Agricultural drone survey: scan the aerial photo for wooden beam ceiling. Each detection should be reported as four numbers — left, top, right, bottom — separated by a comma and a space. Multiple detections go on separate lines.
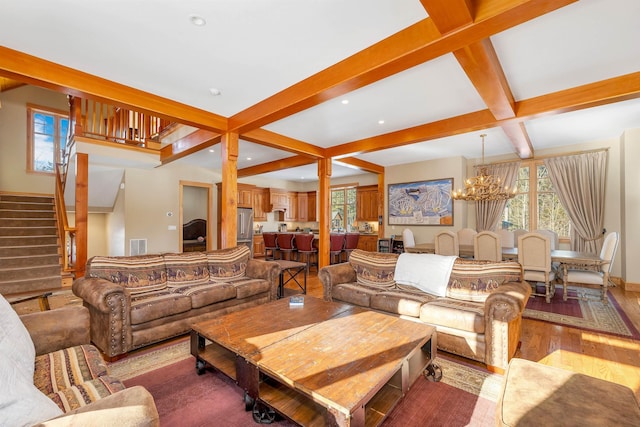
228, 0, 577, 137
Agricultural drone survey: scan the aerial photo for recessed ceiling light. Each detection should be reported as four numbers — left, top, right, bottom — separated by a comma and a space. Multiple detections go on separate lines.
208, 149, 214, 153
300, 176, 305, 180
341, 99, 349, 105
246, 157, 252, 161
190, 15, 206, 26
209, 88, 221, 96
378, 120, 385, 124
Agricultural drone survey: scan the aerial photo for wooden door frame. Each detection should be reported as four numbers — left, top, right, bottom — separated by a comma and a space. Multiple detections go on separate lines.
179, 180, 213, 252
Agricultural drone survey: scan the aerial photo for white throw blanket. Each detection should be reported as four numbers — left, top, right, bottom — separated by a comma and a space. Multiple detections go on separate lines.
394, 253, 457, 296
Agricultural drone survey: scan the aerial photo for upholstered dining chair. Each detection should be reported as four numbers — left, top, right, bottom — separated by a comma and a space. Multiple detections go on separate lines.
276, 233, 297, 261
562, 231, 619, 304
473, 231, 502, 261
402, 228, 416, 250
434, 231, 459, 256
342, 232, 360, 261
497, 228, 515, 248
512, 229, 527, 248
329, 233, 346, 264
534, 229, 559, 250
262, 232, 279, 260
518, 232, 556, 303
294, 233, 317, 273
457, 228, 477, 246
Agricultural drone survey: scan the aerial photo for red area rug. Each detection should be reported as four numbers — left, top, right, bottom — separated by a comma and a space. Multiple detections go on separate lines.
119, 339, 499, 427
524, 284, 640, 339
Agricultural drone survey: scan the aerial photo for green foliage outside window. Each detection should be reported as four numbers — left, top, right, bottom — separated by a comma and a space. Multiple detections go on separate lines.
331, 187, 356, 231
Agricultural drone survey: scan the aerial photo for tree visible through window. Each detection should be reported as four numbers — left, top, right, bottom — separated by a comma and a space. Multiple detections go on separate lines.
331, 187, 356, 231
501, 161, 570, 239
28, 105, 69, 173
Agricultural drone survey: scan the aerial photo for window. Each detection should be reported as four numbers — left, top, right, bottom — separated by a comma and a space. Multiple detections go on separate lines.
331, 187, 356, 231
501, 160, 570, 239
27, 105, 69, 173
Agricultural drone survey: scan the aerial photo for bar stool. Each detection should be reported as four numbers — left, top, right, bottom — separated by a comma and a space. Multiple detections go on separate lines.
329, 233, 346, 264
263, 232, 279, 260
342, 232, 360, 261
294, 233, 317, 274
276, 233, 297, 261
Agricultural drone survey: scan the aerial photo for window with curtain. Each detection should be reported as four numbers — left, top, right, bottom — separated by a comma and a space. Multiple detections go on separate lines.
27, 105, 69, 174
331, 187, 356, 231
501, 160, 570, 238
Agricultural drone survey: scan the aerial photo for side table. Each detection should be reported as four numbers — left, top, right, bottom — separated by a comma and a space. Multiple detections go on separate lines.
273, 260, 306, 298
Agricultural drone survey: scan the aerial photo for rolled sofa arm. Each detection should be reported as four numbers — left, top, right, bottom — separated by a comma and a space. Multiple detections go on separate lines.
35, 386, 160, 427
484, 280, 532, 372
246, 259, 281, 301
20, 306, 90, 356
318, 263, 357, 301
72, 277, 132, 359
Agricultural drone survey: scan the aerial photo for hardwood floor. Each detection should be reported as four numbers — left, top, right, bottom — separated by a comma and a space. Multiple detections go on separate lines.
286, 271, 640, 400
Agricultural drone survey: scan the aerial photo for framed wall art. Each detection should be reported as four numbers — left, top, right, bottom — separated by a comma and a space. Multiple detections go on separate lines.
388, 178, 454, 226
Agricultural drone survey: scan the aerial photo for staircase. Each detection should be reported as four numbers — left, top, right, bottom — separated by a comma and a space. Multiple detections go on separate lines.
0, 194, 64, 296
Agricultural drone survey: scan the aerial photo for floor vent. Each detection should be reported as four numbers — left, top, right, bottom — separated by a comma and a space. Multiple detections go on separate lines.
130, 239, 147, 256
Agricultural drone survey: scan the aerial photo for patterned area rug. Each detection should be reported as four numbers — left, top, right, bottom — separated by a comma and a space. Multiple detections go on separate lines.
524, 284, 640, 339
117, 338, 501, 426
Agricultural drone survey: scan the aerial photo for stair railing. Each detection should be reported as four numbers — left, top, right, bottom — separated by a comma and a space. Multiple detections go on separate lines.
55, 163, 76, 272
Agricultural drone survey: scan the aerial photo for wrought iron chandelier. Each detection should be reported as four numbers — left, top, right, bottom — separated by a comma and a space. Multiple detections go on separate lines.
451, 134, 517, 202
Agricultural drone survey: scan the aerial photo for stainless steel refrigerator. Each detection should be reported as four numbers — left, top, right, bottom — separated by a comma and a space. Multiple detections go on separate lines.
237, 207, 254, 257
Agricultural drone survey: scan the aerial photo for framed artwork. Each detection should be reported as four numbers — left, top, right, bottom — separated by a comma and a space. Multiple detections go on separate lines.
388, 178, 454, 226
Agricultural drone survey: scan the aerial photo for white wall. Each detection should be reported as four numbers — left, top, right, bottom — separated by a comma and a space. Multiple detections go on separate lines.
621, 129, 640, 285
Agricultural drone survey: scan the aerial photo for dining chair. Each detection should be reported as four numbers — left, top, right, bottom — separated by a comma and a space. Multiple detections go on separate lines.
262, 232, 279, 260
342, 232, 360, 261
329, 233, 346, 264
534, 229, 559, 250
402, 228, 415, 249
563, 231, 619, 304
497, 228, 515, 248
294, 233, 317, 273
276, 233, 297, 261
457, 228, 477, 246
512, 229, 527, 248
434, 231, 459, 256
473, 231, 502, 261
518, 232, 556, 303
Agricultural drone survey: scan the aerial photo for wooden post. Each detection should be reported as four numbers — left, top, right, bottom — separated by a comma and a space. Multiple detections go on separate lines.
377, 172, 385, 238
74, 153, 88, 277
220, 132, 239, 249
317, 158, 331, 268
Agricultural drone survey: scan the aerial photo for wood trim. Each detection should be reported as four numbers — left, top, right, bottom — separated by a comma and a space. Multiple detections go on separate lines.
237, 155, 315, 178
0, 46, 228, 132
334, 157, 384, 174
241, 128, 325, 158
160, 129, 221, 165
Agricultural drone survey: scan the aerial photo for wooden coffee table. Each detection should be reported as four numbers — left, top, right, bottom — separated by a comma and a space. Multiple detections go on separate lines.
191, 296, 439, 426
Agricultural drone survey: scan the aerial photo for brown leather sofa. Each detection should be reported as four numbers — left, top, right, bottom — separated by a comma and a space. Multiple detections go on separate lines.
1, 294, 159, 426
318, 249, 531, 372
73, 246, 279, 359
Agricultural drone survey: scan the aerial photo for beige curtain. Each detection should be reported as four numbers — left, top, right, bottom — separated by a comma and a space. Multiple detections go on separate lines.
475, 161, 521, 231
544, 150, 607, 253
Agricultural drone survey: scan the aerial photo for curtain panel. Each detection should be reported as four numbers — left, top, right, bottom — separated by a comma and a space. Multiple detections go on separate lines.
474, 161, 521, 231
544, 150, 607, 253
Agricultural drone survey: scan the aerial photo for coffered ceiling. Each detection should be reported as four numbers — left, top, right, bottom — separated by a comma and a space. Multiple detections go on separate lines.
1, 0, 639, 182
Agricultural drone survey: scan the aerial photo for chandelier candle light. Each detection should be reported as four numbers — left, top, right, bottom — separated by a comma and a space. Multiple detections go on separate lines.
451, 134, 517, 202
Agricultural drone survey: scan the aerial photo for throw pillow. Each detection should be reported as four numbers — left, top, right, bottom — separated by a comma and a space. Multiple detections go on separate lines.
88, 254, 167, 294
446, 259, 523, 302
0, 294, 36, 379
394, 253, 457, 297
164, 252, 210, 287
349, 249, 398, 289
207, 245, 250, 282
0, 361, 64, 426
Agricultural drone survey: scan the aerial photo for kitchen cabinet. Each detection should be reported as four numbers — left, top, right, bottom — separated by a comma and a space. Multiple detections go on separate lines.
356, 185, 379, 222
297, 192, 308, 221
269, 189, 288, 211
285, 192, 298, 221
357, 234, 378, 252
252, 188, 268, 221
307, 191, 317, 221
253, 234, 265, 257
238, 184, 253, 208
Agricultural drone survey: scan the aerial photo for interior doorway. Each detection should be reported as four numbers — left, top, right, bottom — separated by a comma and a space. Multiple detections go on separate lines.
179, 181, 213, 252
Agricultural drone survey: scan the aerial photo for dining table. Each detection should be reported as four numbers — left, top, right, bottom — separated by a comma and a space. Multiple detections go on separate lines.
405, 243, 606, 301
